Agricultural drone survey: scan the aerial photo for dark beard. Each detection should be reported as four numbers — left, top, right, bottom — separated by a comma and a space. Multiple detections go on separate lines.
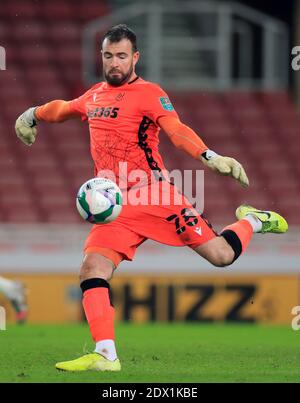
104, 66, 133, 86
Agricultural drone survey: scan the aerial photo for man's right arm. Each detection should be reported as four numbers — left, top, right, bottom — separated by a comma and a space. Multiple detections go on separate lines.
35, 100, 78, 122
15, 84, 100, 145
15, 98, 85, 146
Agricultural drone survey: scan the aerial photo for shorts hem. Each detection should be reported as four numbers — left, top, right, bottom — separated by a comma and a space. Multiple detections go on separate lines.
84, 246, 126, 267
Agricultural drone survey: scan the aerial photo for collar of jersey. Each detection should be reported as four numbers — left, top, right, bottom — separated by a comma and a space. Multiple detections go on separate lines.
104, 76, 140, 89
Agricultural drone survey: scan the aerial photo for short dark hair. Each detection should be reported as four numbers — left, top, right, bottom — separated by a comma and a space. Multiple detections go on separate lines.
102, 24, 138, 52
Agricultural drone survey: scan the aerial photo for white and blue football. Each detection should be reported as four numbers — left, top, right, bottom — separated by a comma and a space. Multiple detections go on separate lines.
76, 177, 122, 224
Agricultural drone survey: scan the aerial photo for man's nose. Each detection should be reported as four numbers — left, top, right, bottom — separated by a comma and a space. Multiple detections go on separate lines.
110, 57, 120, 68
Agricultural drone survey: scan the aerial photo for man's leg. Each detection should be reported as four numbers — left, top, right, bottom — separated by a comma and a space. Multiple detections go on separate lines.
55, 250, 122, 372
194, 219, 253, 267
0, 276, 27, 323
55, 216, 146, 372
194, 205, 288, 267
80, 252, 118, 361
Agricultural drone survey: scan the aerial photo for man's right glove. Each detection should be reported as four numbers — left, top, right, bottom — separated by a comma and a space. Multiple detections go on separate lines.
15, 107, 38, 146
201, 150, 249, 187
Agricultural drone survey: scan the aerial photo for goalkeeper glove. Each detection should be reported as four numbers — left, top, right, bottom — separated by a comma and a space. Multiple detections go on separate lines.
15, 107, 38, 146
201, 150, 249, 187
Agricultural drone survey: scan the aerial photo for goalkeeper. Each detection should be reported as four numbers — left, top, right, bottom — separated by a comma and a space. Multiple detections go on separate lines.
15, 24, 288, 372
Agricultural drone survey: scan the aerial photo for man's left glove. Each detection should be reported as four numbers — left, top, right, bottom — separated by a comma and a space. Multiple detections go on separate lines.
15, 107, 38, 146
201, 150, 249, 187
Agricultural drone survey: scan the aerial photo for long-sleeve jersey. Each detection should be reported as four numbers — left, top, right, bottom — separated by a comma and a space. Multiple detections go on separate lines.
35, 77, 208, 190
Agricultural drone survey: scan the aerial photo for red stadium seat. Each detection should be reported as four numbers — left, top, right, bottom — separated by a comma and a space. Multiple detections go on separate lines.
234, 192, 273, 209
45, 209, 82, 223
271, 181, 299, 200
278, 125, 300, 141
19, 45, 53, 65
204, 208, 235, 226
199, 120, 236, 138
60, 65, 83, 86
269, 109, 300, 127
12, 21, 46, 42
213, 143, 245, 158
246, 142, 282, 158
0, 85, 29, 103
0, 22, 9, 41
25, 68, 60, 85
55, 45, 82, 65
194, 108, 229, 127
238, 125, 273, 141
0, 170, 27, 189
38, 192, 73, 211
1, 190, 33, 207
68, 167, 95, 190
48, 22, 80, 44
223, 91, 259, 106
75, 2, 110, 21
63, 149, 93, 169
260, 91, 293, 108
4, 208, 42, 223
0, 67, 22, 85
37, 3, 74, 20
189, 91, 222, 107
0, 144, 13, 159
23, 155, 59, 171
263, 171, 297, 188
33, 84, 68, 104
5, 1, 38, 19
36, 184, 71, 199
277, 197, 300, 224
235, 115, 269, 130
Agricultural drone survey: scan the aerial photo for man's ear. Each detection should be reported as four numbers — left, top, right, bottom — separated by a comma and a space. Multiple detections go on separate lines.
133, 51, 140, 66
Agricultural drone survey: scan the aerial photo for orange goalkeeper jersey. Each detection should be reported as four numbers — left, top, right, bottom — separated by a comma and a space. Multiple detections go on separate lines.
69, 77, 179, 190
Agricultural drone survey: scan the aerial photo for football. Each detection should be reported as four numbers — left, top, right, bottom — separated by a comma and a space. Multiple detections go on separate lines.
76, 177, 122, 224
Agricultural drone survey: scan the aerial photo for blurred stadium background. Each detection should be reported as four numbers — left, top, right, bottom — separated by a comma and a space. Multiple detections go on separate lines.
0, 0, 299, 326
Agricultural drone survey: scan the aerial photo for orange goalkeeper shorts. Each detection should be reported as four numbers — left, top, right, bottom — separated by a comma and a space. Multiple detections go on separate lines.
84, 183, 217, 266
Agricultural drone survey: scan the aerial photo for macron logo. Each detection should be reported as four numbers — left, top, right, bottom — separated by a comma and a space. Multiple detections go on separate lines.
194, 227, 202, 236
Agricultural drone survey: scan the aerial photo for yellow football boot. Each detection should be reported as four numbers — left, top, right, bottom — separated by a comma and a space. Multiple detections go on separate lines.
55, 353, 121, 372
236, 204, 288, 234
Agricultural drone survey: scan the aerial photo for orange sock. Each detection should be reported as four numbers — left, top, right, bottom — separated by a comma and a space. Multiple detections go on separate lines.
221, 219, 253, 261
81, 279, 115, 342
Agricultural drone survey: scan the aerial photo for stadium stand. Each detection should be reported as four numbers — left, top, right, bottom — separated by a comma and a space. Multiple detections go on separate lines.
0, 0, 299, 225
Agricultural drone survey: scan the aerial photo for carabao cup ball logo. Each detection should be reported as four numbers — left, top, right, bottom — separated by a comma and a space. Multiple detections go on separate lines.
76, 178, 122, 224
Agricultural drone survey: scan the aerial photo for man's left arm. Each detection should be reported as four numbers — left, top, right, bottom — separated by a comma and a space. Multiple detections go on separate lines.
158, 115, 249, 187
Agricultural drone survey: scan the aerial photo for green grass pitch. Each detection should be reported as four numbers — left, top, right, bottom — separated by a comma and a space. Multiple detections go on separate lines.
0, 323, 299, 383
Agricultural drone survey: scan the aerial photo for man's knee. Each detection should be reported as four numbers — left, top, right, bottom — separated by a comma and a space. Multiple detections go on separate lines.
194, 237, 236, 267
79, 253, 114, 282
209, 247, 235, 267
